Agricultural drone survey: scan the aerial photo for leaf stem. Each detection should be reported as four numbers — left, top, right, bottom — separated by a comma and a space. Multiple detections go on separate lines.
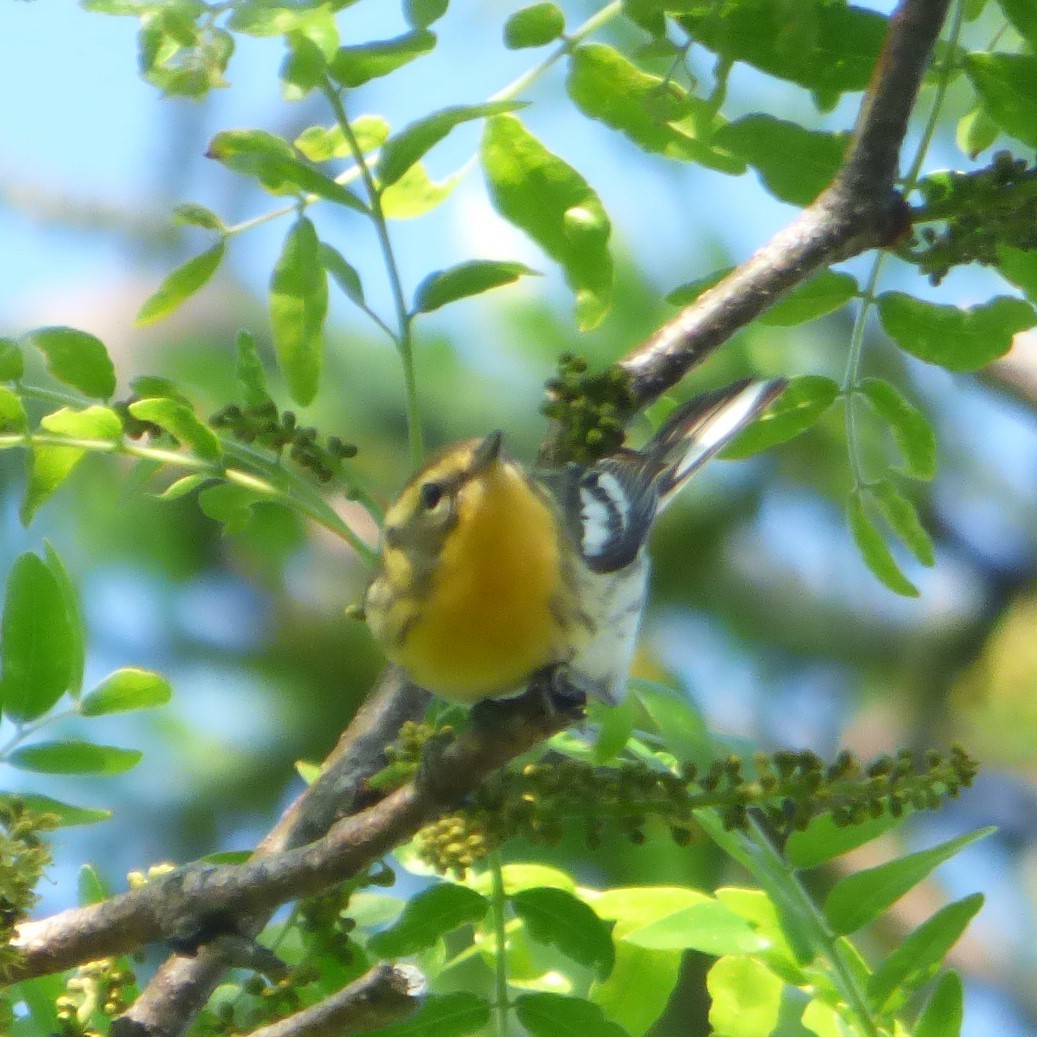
488, 851, 510, 1037
321, 80, 424, 468
0, 709, 78, 761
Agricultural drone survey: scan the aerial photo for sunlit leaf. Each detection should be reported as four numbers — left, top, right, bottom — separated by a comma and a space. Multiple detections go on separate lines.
81, 668, 173, 716
468, 864, 576, 897
78, 863, 111, 905
589, 941, 681, 1037
198, 484, 269, 534
269, 217, 328, 405
329, 30, 436, 87
413, 260, 538, 313
0, 337, 25, 381
505, 3, 565, 47
0, 553, 74, 721
404, 0, 449, 29
714, 116, 849, 205
787, 813, 907, 870
378, 101, 522, 188
621, 898, 769, 954
129, 398, 221, 460
44, 540, 85, 696
0, 385, 28, 432
24, 326, 117, 399
294, 115, 390, 162
136, 240, 226, 326
825, 827, 994, 934
173, 202, 224, 231
966, 53, 1037, 148
707, 956, 783, 1037
482, 115, 613, 330
320, 242, 365, 305
6, 793, 110, 827
878, 292, 1036, 371
10, 740, 142, 775
869, 480, 935, 568
234, 329, 270, 409
381, 161, 466, 220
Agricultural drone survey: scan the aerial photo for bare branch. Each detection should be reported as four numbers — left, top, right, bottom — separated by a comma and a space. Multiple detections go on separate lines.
619, 0, 949, 409
244, 964, 426, 1037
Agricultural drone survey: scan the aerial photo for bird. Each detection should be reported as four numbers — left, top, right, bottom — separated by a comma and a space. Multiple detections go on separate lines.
365, 377, 786, 707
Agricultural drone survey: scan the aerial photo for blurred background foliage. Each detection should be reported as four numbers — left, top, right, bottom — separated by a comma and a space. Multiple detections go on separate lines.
3, 1, 1037, 1034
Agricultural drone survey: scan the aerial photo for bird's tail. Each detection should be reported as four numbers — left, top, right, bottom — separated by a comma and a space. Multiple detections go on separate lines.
649, 378, 788, 503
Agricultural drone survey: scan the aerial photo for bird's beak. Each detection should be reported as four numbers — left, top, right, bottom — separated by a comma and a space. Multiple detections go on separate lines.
471, 429, 504, 473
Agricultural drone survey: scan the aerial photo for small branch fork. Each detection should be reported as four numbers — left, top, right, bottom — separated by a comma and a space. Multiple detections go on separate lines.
9, 1, 950, 1035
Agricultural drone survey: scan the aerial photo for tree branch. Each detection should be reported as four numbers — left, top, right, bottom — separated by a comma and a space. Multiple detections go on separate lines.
244, 964, 426, 1037
618, 0, 948, 409
11, 684, 574, 986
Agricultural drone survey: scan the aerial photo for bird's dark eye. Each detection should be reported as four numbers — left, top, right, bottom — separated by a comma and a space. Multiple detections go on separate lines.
419, 482, 443, 510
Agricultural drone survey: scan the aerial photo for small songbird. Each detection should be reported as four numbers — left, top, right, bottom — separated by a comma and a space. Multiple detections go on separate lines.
365, 378, 786, 706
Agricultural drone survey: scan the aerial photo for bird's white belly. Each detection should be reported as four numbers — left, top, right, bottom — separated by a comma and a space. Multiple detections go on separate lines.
571, 554, 649, 705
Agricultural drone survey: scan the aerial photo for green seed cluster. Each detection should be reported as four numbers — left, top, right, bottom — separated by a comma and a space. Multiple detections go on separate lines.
210, 401, 358, 483
368, 721, 451, 793
415, 745, 979, 877
55, 959, 137, 1037
907, 151, 1037, 284
202, 967, 321, 1037
541, 355, 636, 464
0, 799, 56, 982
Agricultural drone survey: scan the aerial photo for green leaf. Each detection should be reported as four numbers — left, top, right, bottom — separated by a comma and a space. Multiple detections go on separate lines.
847, 490, 918, 597
858, 378, 937, 480
0, 385, 28, 432
714, 116, 849, 205
707, 956, 783, 1037
329, 30, 436, 88
505, 3, 565, 47
966, 53, 1037, 148
413, 261, 538, 313
129, 398, 221, 460
207, 129, 367, 212
320, 243, 365, 305
998, 245, 1037, 303
511, 887, 614, 979
998, 0, 1037, 44
914, 971, 964, 1037
21, 407, 123, 525
270, 216, 328, 406
621, 898, 769, 954
378, 101, 522, 188
24, 326, 116, 399
381, 162, 466, 219
367, 883, 488, 958
869, 480, 935, 568
10, 740, 142, 775
0, 337, 25, 381
956, 104, 999, 159
0, 553, 75, 721
566, 44, 743, 172
590, 694, 636, 763
722, 375, 837, 460
677, 0, 886, 109
281, 30, 327, 98
825, 827, 994, 935
198, 484, 268, 534
787, 813, 906, 869
156, 474, 208, 501
136, 241, 226, 326
515, 993, 629, 1037
234, 329, 270, 408
7, 793, 111, 827
405, 0, 449, 29
868, 894, 983, 1011
758, 271, 858, 326
294, 115, 390, 162
78, 863, 111, 905
630, 679, 711, 766
370, 992, 490, 1037
482, 115, 613, 330
878, 292, 1036, 371
173, 202, 225, 231
665, 267, 734, 307
81, 668, 172, 717
44, 541, 85, 697
467, 863, 575, 896
589, 941, 681, 1037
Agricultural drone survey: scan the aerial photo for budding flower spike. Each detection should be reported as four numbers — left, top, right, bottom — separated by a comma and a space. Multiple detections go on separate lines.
366, 377, 787, 706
